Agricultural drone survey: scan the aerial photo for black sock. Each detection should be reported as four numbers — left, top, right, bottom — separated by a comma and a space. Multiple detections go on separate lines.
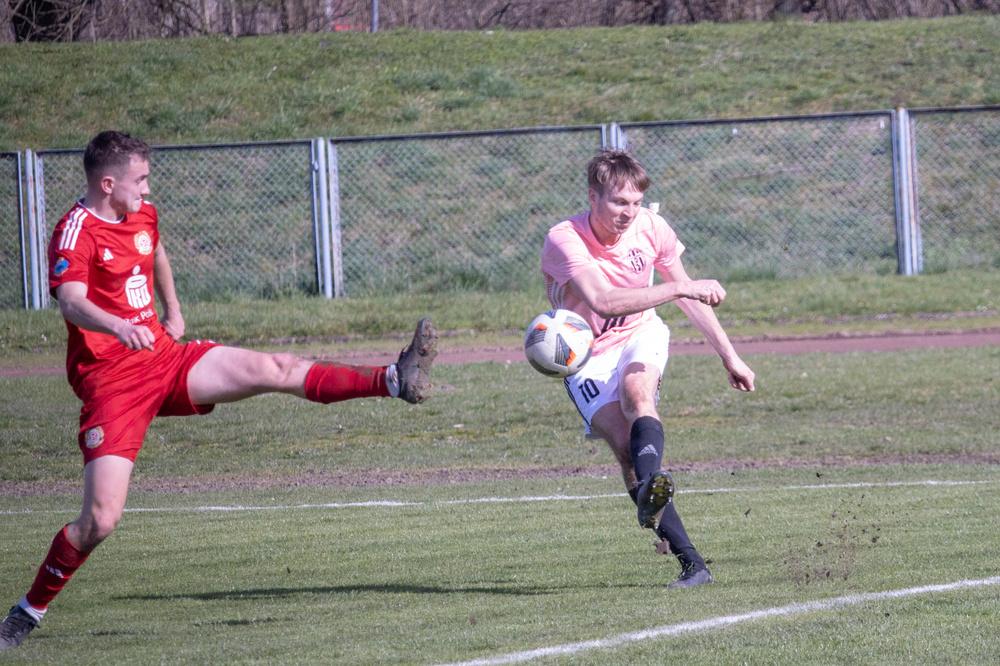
656, 502, 706, 570
628, 486, 639, 505
630, 416, 664, 483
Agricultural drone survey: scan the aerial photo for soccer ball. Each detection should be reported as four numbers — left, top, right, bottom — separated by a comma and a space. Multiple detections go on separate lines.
523, 309, 594, 378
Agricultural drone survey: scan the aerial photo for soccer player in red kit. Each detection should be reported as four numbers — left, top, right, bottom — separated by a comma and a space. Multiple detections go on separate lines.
0, 131, 438, 650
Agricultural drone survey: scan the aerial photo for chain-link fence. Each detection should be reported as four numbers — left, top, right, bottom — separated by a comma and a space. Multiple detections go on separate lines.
620, 113, 898, 280
0, 152, 26, 309
36, 141, 318, 301
332, 127, 602, 295
911, 108, 1000, 273
4, 107, 997, 308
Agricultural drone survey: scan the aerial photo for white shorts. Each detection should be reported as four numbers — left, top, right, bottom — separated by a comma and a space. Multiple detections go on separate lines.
563, 316, 670, 436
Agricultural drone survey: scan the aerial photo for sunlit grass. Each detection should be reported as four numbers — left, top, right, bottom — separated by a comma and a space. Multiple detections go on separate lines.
1, 17, 997, 149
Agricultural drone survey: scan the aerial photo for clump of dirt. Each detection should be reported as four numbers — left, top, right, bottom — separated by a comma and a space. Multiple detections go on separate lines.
783, 493, 885, 585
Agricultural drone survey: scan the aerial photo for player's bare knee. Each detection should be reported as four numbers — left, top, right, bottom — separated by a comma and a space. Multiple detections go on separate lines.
271, 353, 305, 385
621, 396, 655, 423
254, 352, 301, 389
74, 511, 121, 549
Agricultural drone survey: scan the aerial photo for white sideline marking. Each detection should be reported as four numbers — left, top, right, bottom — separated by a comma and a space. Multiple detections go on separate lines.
437, 577, 1000, 666
0, 479, 995, 516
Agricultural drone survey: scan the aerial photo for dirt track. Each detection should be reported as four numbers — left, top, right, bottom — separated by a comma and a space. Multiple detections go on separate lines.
4, 328, 997, 378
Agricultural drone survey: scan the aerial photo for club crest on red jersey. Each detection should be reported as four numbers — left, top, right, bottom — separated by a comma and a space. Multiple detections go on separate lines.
84, 426, 104, 449
133, 231, 153, 255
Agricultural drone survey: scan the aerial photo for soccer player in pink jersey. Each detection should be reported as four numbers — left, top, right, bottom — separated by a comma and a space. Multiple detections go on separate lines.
0, 131, 438, 650
541, 149, 756, 588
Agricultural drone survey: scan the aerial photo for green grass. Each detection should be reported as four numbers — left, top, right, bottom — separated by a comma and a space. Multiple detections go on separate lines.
1, 468, 997, 663
1, 17, 998, 661
1, 331, 997, 660
3, 269, 998, 364
1, 17, 998, 150
2, 17, 996, 303
2, 346, 997, 483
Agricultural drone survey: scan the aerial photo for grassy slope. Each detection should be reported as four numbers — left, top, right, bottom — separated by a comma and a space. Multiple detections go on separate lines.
1, 16, 998, 150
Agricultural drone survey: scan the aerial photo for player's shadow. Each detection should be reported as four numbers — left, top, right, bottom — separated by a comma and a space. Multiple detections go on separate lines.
116, 580, 642, 602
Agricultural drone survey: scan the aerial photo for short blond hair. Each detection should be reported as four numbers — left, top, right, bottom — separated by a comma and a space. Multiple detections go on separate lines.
587, 149, 650, 195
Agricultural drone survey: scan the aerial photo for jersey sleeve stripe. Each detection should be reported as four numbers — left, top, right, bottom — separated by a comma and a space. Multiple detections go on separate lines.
67, 209, 84, 249
57, 210, 77, 250
59, 208, 85, 251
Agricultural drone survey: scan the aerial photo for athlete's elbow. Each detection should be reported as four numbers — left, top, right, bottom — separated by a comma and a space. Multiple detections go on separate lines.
57, 297, 79, 320
590, 298, 626, 319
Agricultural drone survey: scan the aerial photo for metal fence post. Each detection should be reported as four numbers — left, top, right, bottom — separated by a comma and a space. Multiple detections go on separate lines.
23, 150, 47, 309
327, 141, 344, 298
311, 138, 334, 298
310, 139, 322, 294
15, 152, 29, 309
34, 151, 50, 308
607, 123, 628, 150
892, 108, 922, 275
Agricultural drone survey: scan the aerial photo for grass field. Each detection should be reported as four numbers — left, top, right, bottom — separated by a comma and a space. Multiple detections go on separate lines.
1, 472, 998, 663
1, 341, 998, 662
1, 12, 998, 662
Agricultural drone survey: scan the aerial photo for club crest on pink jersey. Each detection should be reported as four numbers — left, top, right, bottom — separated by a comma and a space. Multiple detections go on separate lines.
627, 248, 646, 273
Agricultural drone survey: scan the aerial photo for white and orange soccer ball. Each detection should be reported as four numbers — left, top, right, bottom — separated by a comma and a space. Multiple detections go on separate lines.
523, 309, 594, 378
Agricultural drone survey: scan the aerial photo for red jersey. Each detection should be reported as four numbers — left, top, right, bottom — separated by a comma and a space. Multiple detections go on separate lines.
48, 200, 166, 388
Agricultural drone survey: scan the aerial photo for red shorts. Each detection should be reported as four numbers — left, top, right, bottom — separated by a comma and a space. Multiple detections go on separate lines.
75, 338, 219, 464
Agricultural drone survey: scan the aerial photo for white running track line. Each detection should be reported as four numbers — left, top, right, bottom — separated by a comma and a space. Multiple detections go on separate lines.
0, 478, 995, 517
436, 576, 1000, 666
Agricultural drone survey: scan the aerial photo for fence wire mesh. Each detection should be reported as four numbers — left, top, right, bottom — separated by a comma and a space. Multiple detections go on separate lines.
912, 109, 1000, 273
620, 114, 898, 280
332, 127, 602, 296
37, 142, 317, 302
4, 108, 996, 309
0, 153, 25, 309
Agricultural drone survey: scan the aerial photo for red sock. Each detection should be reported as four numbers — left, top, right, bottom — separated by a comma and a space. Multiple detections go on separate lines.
25, 525, 91, 610
303, 363, 389, 403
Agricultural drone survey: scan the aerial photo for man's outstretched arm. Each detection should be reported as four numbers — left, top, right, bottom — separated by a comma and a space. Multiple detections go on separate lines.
570, 263, 727, 319
659, 258, 756, 392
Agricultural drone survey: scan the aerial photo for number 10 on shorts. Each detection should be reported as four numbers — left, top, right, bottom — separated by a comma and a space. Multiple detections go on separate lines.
577, 378, 601, 404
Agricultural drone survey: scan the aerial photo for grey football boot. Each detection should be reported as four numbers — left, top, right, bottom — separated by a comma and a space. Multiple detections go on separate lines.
0, 605, 38, 651
668, 563, 714, 589
396, 318, 439, 404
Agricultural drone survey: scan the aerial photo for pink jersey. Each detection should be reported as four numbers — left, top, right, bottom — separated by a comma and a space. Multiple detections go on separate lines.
541, 208, 685, 356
